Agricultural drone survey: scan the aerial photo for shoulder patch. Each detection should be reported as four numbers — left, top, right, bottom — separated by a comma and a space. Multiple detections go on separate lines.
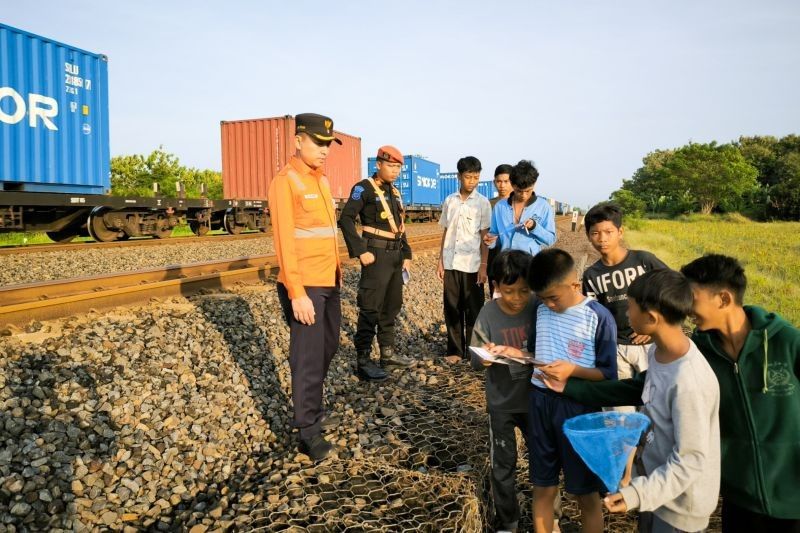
351, 185, 365, 200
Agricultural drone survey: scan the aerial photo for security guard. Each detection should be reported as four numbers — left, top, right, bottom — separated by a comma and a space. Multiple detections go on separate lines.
339, 146, 415, 381
269, 113, 342, 461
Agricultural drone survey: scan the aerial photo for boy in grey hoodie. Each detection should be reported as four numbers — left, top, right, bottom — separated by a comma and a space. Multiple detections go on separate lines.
549, 269, 721, 532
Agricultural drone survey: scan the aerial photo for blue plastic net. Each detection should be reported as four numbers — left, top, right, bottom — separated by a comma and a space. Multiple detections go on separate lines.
563, 412, 651, 493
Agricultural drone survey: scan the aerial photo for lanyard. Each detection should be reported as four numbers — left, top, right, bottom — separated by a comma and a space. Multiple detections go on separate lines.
367, 178, 404, 235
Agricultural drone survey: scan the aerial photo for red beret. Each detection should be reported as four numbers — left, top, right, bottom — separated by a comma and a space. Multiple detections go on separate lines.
377, 145, 403, 165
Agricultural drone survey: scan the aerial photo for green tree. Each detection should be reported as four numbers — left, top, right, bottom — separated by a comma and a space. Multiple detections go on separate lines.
622, 149, 680, 213
110, 147, 221, 199
664, 142, 758, 214
609, 189, 646, 217
184, 168, 223, 199
770, 151, 800, 219
737, 135, 779, 187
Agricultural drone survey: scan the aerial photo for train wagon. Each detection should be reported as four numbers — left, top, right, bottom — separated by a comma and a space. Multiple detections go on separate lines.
366, 155, 441, 221
0, 22, 264, 242
221, 116, 362, 203
437, 175, 495, 203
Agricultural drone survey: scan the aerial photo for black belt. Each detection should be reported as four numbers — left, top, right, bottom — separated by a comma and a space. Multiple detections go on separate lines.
367, 238, 403, 251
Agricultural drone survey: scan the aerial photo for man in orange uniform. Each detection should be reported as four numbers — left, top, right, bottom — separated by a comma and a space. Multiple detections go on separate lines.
269, 113, 342, 461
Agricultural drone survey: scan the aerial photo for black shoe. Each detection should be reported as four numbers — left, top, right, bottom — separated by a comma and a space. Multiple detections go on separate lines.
299, 434, 333, 461
357, 351, 388, 381
380, 346, 414, 369
320, 413, 341, 431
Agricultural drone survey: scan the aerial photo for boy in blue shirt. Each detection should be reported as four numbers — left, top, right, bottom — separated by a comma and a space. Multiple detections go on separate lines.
485, 160, 557, 257
491, 248, 617, 533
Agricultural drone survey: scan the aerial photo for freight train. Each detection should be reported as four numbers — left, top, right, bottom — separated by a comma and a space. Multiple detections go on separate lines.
0, 23, 570, 243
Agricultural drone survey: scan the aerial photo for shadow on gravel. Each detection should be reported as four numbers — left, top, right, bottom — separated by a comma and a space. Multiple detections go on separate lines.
145, 289, 297, 530
0, 354, 118, 531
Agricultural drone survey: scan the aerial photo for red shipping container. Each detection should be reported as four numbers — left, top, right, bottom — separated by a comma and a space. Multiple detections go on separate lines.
220, 115, 362, 201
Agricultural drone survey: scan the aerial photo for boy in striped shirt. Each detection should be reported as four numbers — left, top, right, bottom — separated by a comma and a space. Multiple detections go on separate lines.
491, 248, 617, 533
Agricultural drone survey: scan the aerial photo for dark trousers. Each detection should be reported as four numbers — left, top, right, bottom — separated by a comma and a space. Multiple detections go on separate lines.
277, 283, 341, 439
489, 411, 562, 529
721, 499, 800, 533
443, 269, 485, 357
489, 411, 528, 529
354, 247, 403, 352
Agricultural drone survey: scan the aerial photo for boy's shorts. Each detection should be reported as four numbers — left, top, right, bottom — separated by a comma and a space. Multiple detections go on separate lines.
528, 386, 603, 495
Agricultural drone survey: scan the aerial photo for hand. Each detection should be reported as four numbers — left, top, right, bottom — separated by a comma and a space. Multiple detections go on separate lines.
402, 259, 412, 272
477, 264, 488, 285
488, 344, 524, 359
629, 333, 651, 345
541, 360, 577, 381
523, 219, 535, 230
291, 296, 316, 325
359, 251, 376, 266
542, 375, 566, 393
483, 233, 498, 246
437, 259, 445, 281
603, 492, 628, 513
481, 343, 499, 364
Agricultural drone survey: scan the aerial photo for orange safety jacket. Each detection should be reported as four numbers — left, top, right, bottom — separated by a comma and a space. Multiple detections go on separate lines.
268, 156, 341, 299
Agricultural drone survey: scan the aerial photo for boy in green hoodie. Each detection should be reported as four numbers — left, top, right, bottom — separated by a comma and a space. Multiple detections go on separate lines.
550, 254, 800, 533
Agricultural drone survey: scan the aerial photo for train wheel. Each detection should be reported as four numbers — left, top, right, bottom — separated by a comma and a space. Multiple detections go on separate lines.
189, 220, 210, 236
87, 209, 119, 242
153, 224, 173, 239
45, 230, 78, 243
224, 213, 243, 235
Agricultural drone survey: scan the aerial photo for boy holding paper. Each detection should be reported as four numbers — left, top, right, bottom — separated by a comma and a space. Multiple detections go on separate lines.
469, 250, 538, 533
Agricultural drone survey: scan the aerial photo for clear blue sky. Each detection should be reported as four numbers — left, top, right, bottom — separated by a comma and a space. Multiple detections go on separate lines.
4, 0, 799, 206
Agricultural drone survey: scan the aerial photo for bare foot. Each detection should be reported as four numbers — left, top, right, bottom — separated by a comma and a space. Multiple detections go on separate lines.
444, 355, 462, 364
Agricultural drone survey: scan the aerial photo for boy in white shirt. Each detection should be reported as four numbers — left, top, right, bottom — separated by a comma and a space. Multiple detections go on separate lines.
437, 156, 492, 364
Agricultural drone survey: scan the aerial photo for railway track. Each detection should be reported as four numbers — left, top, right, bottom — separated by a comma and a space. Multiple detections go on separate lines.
0, 230, 269, 256
0, 232, 444, 330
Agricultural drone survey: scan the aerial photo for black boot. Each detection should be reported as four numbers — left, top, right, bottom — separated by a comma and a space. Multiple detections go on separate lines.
357, 350, 388, 381
380, 346, 414, 370
299, 434, 333, 461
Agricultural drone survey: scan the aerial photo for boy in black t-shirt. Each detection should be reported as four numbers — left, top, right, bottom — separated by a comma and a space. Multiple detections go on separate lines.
581, 203, 667, 411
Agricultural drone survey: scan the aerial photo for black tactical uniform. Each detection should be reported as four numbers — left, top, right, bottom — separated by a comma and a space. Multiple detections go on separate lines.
339, 173, 415, 381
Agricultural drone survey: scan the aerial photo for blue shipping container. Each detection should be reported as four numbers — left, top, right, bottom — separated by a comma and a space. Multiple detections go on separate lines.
0, 23, 110, 194
438, 176, 458, 204
438, 176, 496, 204
367, 155, 440, 206
477, 181, 495, 200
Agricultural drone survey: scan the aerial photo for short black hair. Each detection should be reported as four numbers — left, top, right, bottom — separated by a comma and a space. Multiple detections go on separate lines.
494, 164, 513, 177
680, 254, 747, 305
510, 160, 539, 189
527, 248, 575, 292
628, 269, 693, 325
457, 156, 482, 174
584, 203, 623, 235
491, 250, 533, 286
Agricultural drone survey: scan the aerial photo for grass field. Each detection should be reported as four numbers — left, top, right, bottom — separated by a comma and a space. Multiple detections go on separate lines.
625, 215, 800, 325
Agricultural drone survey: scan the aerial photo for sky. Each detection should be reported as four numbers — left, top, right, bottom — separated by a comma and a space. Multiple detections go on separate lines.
3, 0, 799, 206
